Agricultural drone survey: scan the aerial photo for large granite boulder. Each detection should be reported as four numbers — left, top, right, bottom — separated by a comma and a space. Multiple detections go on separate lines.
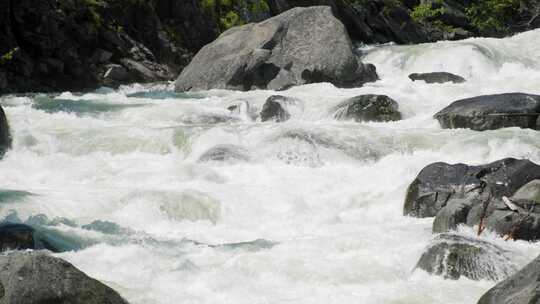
174, 6, 378, 92
0, 252, 128, 304
416, 233, 516, 281
409, 72, 465, 84
477, 253, 540, 304
0, 105, 11, 157
332, 94, 402, 122
434, 93, 540, 131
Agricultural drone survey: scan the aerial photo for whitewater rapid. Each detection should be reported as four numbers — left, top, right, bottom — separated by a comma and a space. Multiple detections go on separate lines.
1, 29, 540, 303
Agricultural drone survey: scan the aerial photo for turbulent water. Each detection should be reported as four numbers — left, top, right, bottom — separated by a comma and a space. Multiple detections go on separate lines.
1, 29, 540, 304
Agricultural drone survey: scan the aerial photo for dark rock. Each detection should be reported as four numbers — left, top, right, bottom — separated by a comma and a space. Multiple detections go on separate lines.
404, 158, 540, 218
477, 253, 540, 304
333, 94, 401, 122
0, 105, 11, 157
103, 64, 130, 82
409, 72, 466, 84
416, 233, 517, 281
175, 6, 378, 92
260, 95, 293, 122
0, 0, 188, 93
0, 221, 86, 253
337, 0, 429, 44
198, 145, 250, 162
0, 252, 128, 304
0, 223, 34, 251
432, 198, 471, 233
434, 93, 540, 131
405, 158, 540, 240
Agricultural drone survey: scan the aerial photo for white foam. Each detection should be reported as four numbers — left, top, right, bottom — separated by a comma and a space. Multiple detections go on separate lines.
2, 29, 540, 304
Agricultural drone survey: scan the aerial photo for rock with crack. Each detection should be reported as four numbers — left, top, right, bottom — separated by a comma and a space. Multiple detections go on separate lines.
332, 94, 402, 122
477, 252, 540, 304
434, 93, 540, 131
408, 72, 466, 84
415, 233, 517, 281
0, 251, 129, 304
404, 158, 540, 218
405, 158, 540, 240
174, 6, 378, 92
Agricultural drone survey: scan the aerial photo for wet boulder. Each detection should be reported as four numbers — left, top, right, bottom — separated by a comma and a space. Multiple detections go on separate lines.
0, 105, 12, 157
477, 253, 540, 304
333, 94, 401, 122
434, 93, 540, 131
198, 144, 250, 162
174, 6, 378, 92
416, 233, 517, 281
404, 158, 540, 218
405, 158, 540, 240
0, 252, 129, 304
260, 95, 295, 122
408, 72, 465, 84
0, 223, 35, 251
512, 180, 540, 204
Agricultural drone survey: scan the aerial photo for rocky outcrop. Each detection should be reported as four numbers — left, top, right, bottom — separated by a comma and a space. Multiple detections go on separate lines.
174, 6, 378, 92
409, 72, 466, 84
0, 0, 188, 93
0, 105, 11, 157
333, 94, 401, 122
477, 253, 540, 304
260, 95, 294, 122
0, 252, 128, 304
434, 93, 540, 131
404, 158, 540, 240
416, 233, 516, 281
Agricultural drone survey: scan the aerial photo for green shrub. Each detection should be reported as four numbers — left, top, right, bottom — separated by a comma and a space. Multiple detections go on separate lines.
411, 2, 443, 23
0, 48, 19, 66
220, 10, 244, 29
466, 0, 519, 32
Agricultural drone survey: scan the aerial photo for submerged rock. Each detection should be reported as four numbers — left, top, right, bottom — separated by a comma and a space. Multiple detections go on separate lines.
0, 252, 128, 304
408, 72, 465, 84
477, 253, 540, 304
416, 234, 516, 281
211, 238, 276, 251
260, 95, 294, 122
198, 144, 250, 162
82, 220, 126, 235
0, 105, 12, 157
174, 6, 377, 92
0, 223, 34, 251
0, 222, 86, 253
159, 190, 221, 224
434, 93, 540, 131
333, 94, 402, 122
